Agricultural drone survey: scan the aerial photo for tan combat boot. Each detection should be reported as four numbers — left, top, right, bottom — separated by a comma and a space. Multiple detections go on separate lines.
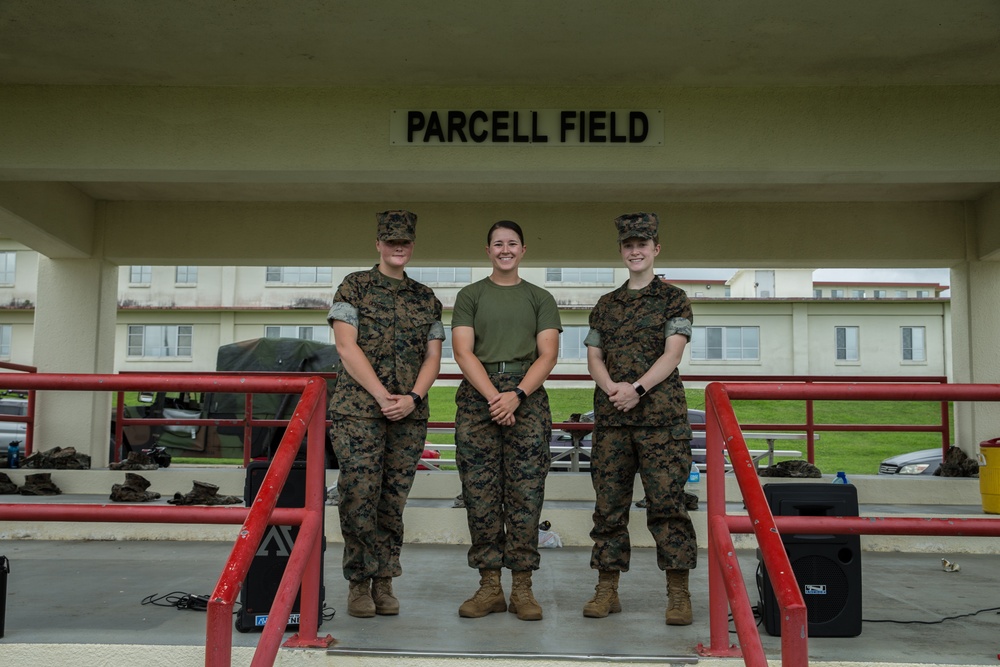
458, 569, 507, 618
665, 569, 693, 626
347, 579, 376, 618
507, 570, 543, 621
372, 577, 399, 615
582, 570, 621, 618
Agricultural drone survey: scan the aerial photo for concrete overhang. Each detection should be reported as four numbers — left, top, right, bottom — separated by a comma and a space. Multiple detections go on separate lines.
1, 1, 1000, 264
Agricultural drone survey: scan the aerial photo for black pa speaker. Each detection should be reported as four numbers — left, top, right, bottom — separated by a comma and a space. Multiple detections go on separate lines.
757, 483, 862, 637
235, 460, 325, 633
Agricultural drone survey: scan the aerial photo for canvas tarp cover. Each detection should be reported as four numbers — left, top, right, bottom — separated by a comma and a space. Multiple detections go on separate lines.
206, 337, 339, 418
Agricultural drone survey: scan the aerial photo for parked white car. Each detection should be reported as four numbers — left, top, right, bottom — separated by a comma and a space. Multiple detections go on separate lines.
0, 397, 28, 452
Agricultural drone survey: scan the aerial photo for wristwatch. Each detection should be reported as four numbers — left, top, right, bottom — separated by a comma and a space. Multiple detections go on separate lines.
408, 391, 423, 406
632, 382, 647, 397
513, 387, 527, 402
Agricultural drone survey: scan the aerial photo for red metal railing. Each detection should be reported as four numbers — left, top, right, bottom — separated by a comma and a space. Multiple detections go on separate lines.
106, 372, 949, 469
700, 381, 1000, 666
111, 371, 338, 466
0, 361, 37, 455
0, 372, 332, 667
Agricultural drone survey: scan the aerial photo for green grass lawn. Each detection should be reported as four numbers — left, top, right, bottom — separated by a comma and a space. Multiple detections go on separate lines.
425, 386, 948, 475
166, 386, 950, 475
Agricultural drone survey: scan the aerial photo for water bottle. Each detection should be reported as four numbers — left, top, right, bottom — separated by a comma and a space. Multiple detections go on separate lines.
6, 442, 19, 469
688, 466, 701, 484
832, 470, 849, 485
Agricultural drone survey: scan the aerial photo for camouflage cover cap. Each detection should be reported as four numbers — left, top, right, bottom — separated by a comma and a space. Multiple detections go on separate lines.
377, 210, 418, 241
615, 212, 659, 243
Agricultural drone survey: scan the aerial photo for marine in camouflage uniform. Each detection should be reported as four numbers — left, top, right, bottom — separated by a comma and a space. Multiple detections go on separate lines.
583, 212, 698, 625
451, 220, 562, 621
328, 210, 444, 617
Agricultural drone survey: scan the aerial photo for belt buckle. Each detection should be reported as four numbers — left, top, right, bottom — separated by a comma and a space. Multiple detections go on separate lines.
498, 361, 508, 373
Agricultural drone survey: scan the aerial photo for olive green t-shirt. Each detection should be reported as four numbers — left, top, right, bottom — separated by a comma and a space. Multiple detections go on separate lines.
451, 278, 562, 364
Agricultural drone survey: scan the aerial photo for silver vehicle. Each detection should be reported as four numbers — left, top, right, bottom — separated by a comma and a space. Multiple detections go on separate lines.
0, 397, 28, 452
878, 448, 943, 476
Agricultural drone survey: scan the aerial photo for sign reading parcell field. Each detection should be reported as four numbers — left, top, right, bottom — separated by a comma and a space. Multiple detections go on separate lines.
391, 110, 663, 145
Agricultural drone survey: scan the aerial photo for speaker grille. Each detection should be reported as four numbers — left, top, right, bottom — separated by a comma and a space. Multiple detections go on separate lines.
793, 554, 849, 624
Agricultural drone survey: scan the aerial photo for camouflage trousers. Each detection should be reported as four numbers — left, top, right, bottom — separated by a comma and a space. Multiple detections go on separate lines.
589, 424, 697, 572
455, 376, 551, 572
330, 416, 426, 582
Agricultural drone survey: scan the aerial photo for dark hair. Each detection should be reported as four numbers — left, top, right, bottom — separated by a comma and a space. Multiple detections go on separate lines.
487, 220, 524, 245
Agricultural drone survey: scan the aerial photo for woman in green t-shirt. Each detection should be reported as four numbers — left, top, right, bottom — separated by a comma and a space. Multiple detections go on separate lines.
451, 220, 562, 621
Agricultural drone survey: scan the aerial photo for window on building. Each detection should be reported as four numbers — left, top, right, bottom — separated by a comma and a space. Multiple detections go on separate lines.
830, 289, 844, 298
916, 290, 930, 298
265, 266, 333, 284
127, 324, 193, 358
559, 326, 589, 360
264, 325, 329, 342
901, 326, 926, 362
724, 286, 731, 297
442, 326, 454, 360
0, 252, 15, 284
873, 289, 887, 299
545, 268, 614, 284
851, 289, 865, 299
813, 288, 823, 298
690, 326, 760, 361
129, 265, 152, 285
406, 267, 472, 284
835, 326, 860, 362
0, 324, 11, 358
895, 289, 908, 298
175, 266, 198, 284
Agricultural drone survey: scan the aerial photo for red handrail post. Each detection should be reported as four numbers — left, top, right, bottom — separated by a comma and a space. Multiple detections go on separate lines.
702, 383, 743, 657
283, 378, 334, 649
244, 393, 253, 467
805, 381, 816, 463
113, 392, 125, 464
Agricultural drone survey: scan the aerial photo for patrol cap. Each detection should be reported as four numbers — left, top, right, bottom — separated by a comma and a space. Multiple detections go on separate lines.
614, 212, 659, 243
377, 210, 418, 241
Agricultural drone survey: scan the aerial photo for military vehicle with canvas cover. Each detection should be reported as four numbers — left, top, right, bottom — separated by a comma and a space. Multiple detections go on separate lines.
113, 337, 339, 464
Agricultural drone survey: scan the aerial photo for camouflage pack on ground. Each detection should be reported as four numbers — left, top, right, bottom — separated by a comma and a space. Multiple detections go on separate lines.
758, 459, 822, 478
937, 445, 979, 477
110, 472, 161, 502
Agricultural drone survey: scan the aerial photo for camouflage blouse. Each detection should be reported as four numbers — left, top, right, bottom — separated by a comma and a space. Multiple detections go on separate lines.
327, 266, 444, 420
586, 279, 693, 431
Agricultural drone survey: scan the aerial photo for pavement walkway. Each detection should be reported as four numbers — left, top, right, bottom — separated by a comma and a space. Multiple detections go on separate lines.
0, 540, 998, 666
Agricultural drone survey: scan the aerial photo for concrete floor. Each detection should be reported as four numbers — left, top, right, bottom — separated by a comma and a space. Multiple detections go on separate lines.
0, 540, 998, 666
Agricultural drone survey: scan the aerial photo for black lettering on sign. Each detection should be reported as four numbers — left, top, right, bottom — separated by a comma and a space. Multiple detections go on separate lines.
630, 111, 649, 142
470, 110, 489, 142
588, 111, 607, 143
447, 111, 468, 142
511, 111, 530, 143
424, 111, 445, 143
531, 111, 549, 143
407, 111, 426, 143
609, 111, 627, 143
492, 110, 510, 143
559, 111, 576, 143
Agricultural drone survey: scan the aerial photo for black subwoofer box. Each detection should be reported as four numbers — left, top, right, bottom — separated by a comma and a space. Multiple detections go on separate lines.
235, 460, 325, 632
757, 483, 862, 637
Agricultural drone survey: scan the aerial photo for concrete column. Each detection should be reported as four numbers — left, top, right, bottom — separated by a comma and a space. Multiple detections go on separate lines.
949, 258, 1000, 454
33, 255, 118, 465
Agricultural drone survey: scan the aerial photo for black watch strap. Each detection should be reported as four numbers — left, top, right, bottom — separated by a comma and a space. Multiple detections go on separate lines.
513, 387, 527, 402
408, 391, 423, 406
